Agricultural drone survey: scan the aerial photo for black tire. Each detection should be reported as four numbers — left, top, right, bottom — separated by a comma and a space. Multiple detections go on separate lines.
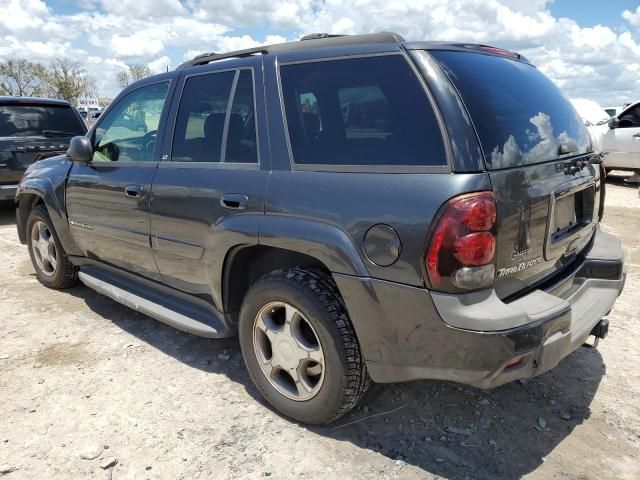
26, 205, 77, 289
238, 267, 369, 424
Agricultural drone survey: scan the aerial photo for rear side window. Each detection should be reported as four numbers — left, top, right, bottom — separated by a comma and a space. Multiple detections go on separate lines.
280, 55, 447, 167
172, 69, 258, 164
0, 103, 85, 137
431, 51, 591, 169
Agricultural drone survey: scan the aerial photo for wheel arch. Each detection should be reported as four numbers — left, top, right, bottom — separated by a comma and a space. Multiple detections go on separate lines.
220, 215, 370, 315
16, 178, 81, 255
222, 244, 330, 315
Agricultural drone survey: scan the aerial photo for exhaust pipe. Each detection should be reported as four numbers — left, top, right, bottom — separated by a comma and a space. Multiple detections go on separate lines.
583, 319, 609, 348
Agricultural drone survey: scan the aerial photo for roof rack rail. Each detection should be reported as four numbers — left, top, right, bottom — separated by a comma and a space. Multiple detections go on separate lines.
177, 32, 406, 69
178, 46, 269, 69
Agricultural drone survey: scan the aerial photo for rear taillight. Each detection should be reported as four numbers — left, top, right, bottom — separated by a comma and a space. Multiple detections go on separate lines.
426, 191, 497, 292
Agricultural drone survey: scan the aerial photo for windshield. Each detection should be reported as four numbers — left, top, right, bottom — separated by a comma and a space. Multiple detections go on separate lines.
431, 51, 591, 169
0, 103, 86, 138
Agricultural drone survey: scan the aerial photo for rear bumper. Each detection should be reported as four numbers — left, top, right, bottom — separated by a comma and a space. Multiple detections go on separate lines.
0, 184, 17, 200
335, 227, 625, 388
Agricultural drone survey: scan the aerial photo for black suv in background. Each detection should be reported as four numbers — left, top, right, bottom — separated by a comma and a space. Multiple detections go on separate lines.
0, 97, 86, 200
16, 33, 625, 424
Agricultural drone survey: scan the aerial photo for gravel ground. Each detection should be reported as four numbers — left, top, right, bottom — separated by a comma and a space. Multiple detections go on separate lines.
0, 173, 639, 480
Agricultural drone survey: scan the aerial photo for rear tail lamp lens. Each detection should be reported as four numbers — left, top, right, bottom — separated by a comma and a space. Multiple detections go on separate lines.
426, 192, 497, 292
453, 232, 496, 265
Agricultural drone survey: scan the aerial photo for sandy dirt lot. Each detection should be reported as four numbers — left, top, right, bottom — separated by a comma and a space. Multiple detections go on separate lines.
0, 174, 639, 480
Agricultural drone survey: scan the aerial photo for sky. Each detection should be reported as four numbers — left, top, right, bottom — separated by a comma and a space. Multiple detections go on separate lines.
1, 0, 640, 107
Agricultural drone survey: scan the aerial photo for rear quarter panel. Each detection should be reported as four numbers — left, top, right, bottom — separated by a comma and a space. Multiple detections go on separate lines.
265, 170, 491, 286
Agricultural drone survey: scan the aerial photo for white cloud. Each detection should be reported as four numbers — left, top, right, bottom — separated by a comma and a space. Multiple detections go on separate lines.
100, 0, 186, 18
148, 56, 171, 74
623, 6, 640, 27
0, 0, 639, 105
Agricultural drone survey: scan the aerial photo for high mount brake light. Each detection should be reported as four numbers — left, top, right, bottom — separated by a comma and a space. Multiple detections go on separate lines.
474, 45, 520, 58
426, 192, 497, 291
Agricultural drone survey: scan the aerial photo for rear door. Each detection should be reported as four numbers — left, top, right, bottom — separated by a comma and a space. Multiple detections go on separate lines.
431, 50, 599, 298
65, 81, 173, 281
150, 58, 269, 306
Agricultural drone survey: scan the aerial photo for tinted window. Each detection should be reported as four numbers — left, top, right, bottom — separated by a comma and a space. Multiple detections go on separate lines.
0, 104, 85, 137
618, 104, 640, 128
93, 82, 169, 162
431, 51, 591, 169
226, 70, 258, 163
172, 69, 258, 163
280, 55, 446, 167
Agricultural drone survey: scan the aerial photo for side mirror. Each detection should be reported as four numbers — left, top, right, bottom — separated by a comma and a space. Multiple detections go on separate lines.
67, 136, 93, 163
608, 117, 619, 129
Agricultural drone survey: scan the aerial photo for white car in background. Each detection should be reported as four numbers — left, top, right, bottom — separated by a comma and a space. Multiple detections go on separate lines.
570, 98, 610, 153
604, 106, 622, 118
601, 101, 640, 175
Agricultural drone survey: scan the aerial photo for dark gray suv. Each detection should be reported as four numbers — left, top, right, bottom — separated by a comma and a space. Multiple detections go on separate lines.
15, 33, 625, 424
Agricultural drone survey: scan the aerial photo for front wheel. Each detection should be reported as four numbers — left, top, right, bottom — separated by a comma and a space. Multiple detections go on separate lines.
26, 206, 77, 289
238, 267, 369, 424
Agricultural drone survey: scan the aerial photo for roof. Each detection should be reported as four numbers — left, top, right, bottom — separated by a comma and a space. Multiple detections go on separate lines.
0, 96, 72, 106
178, 32, 406, 69
177, 33, 532, 70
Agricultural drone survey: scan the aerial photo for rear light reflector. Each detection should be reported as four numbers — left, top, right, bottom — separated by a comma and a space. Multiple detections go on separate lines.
504, 355, 527, 370
426, 191, 497, 292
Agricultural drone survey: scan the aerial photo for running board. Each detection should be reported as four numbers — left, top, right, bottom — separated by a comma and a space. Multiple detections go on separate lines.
78, 271, 225, 338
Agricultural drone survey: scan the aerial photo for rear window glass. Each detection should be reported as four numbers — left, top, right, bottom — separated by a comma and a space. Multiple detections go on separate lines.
431, 51, 591, 169
280, 55, 447, 167
0, 103, 85, 137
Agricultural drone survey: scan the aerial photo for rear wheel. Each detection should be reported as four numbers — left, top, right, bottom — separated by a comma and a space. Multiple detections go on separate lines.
238, 267, 369, 424
26, 206, 77, 289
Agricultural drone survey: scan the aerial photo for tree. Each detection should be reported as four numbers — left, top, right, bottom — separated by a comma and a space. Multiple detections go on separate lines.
116, 64, 152, 88
44, 58, 96, 103
0, 59, 48, 97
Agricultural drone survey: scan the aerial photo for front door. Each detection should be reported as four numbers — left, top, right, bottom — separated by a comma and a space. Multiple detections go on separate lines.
150, 61, 269, 308
66, 81, 172, 281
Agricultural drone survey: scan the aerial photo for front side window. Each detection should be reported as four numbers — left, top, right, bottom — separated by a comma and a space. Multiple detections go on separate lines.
279, 55, 447, 167
618, 104, 640, 128
93, 82, 169, 162
172, 69, 258, 163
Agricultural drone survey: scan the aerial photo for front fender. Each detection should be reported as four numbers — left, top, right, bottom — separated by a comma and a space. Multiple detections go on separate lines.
259, 215, 370, 276
16, 157, 81, 255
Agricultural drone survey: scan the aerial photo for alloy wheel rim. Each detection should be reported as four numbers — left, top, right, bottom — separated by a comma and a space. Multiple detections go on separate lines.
31, 220, 57, 277
252, 301, 325, 401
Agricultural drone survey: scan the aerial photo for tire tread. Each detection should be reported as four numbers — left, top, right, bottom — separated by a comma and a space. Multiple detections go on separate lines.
251, 266, 370, 422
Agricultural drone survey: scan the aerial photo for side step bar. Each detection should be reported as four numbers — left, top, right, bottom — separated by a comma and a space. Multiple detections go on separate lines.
78, 271, 226, 338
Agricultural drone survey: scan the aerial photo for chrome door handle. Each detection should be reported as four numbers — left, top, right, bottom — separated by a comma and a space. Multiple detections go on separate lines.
124, 184, 143, 198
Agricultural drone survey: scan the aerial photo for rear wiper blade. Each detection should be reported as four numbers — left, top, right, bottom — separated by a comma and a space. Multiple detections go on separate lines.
42, 130, 79, 137
558, 141, 578, 155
